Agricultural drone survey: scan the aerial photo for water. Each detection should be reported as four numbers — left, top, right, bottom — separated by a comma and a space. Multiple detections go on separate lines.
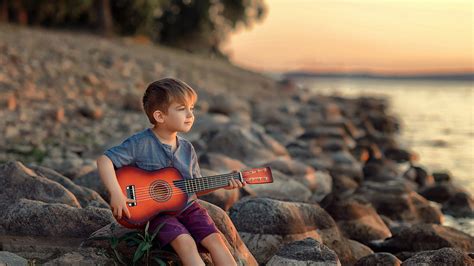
296, 77, 473, 235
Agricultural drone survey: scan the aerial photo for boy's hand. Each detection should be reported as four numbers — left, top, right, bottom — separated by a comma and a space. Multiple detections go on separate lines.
224, 172, 246, 190
109, 191, 136, 220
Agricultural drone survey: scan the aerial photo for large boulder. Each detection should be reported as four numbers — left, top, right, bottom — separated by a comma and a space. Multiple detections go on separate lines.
30, 165, 109, 208
0, 161, 113, 237
229, 197, 370, 265
85, 200, 258, 266
267, 238, 341, 266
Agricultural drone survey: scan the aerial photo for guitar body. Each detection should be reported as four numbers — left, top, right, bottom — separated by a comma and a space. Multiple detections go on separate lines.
115, 166, 188, 228
115, 165, 273, 229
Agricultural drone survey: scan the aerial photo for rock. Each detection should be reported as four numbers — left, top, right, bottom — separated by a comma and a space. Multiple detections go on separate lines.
369, 224, 474, 254
205, 124, 289, 165
355, 252, 401, 266
198, 152, 247, 173
263, 158, 332, 199
43, 247, 114, 266
0, 161, 80, 207
432, 171, 452, 183
419, 183, 468, 204
208, 94, 251, 116
74, 170, 109, 202
347, 239, 374, 262
244, 170, 312, 202
0, 161, 113, 237
3, 198, 113, 237
229, 197, 365, 265
29, 165, 109, 209
401, 247, 473, 266
354, 180, 444, 224
266, 238, 341, 266
0, 251, 29, 266
324, 196, 392, 244
442, 192, 474, 218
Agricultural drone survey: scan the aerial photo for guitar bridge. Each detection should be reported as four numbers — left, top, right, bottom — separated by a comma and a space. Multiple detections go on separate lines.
126, 185, 137, 207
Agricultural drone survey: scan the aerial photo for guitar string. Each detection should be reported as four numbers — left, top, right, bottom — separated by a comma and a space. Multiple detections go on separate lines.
129, 176, 239, 195
127, 173, 240, 192
131, 179, 234, 198
128, 173, 241, 194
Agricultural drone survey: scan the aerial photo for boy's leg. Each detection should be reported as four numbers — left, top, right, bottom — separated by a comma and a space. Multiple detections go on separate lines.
200, 233, 237, 266
177, 201, 236, 266
148, 214, 204, 265
170, 234, 204, 266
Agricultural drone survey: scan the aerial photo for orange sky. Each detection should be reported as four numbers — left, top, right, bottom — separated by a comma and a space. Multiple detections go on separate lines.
221, 0, 474, 74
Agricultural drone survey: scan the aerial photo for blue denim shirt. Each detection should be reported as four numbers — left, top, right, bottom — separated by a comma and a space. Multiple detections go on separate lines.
104, 128, 201, 207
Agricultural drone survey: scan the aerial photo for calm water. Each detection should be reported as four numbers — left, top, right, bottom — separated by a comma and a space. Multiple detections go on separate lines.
297, 77, 473, 235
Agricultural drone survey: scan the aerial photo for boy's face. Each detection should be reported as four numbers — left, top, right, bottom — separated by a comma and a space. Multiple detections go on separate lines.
154, 101, 195, 132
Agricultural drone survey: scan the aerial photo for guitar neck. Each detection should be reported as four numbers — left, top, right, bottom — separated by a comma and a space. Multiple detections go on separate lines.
182, 172, 242, 193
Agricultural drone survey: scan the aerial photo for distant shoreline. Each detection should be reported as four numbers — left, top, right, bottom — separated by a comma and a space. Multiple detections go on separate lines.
283, 71, 474, 82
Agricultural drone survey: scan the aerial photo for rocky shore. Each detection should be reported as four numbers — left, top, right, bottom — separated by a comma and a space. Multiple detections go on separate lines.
1, 24, 473, 265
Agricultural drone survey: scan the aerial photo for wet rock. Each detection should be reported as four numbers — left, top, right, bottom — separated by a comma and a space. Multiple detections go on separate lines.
419, 183, 468, 204
266, 238, 341, 266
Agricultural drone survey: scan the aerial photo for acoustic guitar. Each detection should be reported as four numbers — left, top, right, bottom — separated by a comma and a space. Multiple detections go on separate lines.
115, 166, 273, 228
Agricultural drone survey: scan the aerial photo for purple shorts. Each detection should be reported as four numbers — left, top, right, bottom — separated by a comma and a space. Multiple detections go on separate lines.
147, 201, 219, 249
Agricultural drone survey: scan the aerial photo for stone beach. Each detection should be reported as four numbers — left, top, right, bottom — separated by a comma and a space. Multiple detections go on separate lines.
1, 24, 473, 265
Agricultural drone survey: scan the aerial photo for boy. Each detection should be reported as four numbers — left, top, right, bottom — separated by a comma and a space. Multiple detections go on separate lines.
96, 78, 245, 266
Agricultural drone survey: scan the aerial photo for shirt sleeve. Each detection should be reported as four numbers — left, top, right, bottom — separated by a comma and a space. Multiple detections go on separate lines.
190, 144, 202, 178
103, 138, 136, 169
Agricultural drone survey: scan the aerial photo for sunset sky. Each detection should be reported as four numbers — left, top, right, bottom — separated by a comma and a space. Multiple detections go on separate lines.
221, 0, 473, 74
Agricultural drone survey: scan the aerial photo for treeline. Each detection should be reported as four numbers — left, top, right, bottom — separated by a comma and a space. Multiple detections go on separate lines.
0, 0, 267, 56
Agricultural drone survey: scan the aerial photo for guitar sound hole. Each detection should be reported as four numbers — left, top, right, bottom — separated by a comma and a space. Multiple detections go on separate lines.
149, 180, 172, 202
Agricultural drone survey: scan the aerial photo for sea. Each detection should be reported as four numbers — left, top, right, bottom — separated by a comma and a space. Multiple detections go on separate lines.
295, 77, 473, 236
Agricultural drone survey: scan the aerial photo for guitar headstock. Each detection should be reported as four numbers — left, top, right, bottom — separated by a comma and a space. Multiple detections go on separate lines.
241, 167, 273, 184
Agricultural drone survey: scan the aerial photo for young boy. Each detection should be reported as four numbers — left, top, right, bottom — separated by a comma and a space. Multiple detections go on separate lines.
96, 78, 245, 266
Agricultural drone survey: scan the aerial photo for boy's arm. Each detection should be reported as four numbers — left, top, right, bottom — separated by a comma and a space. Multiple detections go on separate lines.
96, 155, 134, 219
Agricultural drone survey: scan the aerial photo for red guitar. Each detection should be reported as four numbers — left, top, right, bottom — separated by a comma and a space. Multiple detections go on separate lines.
115, 166, 273, 228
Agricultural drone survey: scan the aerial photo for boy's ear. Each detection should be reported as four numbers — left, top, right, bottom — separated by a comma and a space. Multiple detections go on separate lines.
153, 110, 165, 124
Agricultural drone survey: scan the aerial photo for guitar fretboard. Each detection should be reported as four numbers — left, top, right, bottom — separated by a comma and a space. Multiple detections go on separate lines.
173, 172, 241, 193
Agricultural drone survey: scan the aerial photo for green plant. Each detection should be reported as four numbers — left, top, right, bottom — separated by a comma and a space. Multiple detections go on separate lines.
89, 221, 180, 265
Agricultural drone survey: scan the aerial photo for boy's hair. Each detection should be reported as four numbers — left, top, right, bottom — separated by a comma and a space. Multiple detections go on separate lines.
142, 78, 197, 125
